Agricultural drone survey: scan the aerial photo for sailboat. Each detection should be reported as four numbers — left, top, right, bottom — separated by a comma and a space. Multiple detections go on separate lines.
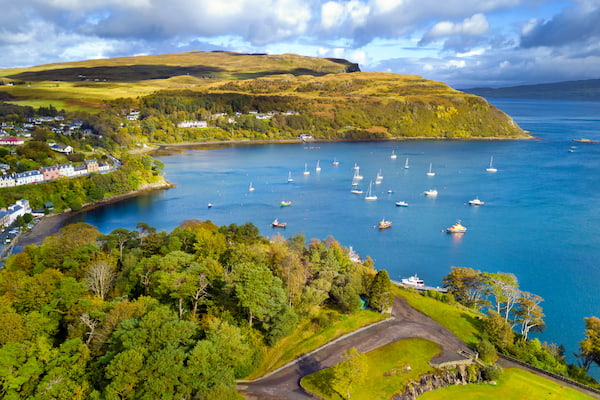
365, 181, 377, 200
353, 167, 363, 180
375, 169, 383, 184
353, 163, 360, 171
303, 163, 310, 175
287, 171, 294, 183
248, 182, 255, 192
486, 156, 497, 172
332, 158, 340, 166
315, 160, 321, 172
404, 157, 410, 169
390, 149, 397, 159
427, 163, 435, 177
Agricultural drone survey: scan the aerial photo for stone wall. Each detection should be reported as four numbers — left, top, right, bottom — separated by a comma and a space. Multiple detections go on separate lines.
391, 364, 483, 400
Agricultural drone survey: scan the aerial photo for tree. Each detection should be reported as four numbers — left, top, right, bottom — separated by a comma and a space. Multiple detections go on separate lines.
577, 316, 600, 372
482, 310, 514, 351
99, 228, 138, 262
514, 291, 545, 340
484, 272, 520, 321
331, 347, 368, 400
85, 258, 117, 300
368, 269, 393, 312
442, 266, 489, 309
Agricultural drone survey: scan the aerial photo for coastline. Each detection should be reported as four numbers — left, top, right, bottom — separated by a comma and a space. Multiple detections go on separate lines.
15, 180, 174, 247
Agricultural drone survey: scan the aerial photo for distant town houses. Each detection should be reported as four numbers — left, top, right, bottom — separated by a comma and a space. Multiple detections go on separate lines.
0, 158, 115, 188
177, 120, 208, 128
0, 137, 25, 146
0, 199, 32, 229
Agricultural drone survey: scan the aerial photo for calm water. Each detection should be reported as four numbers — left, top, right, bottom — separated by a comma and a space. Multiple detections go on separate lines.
70, 99, 600, 366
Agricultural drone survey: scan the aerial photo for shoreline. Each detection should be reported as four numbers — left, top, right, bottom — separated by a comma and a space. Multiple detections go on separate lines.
15, 180, 174, 247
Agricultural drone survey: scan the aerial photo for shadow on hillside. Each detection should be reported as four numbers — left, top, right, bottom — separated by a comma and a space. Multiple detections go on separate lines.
6, 64, 226, 82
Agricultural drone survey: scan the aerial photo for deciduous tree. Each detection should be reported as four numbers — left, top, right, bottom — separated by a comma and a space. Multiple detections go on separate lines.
331, 347, 368, 400
577, 316, 600, 372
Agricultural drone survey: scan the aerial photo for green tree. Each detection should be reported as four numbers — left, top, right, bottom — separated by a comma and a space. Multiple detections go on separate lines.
514, 292, 545, 340
482, 310, 514, 351
577, 316, 600, 372
484, 272, 520, 321
443, 266, 489, 309
368, 269, 393, 312
331, 347, 368, 400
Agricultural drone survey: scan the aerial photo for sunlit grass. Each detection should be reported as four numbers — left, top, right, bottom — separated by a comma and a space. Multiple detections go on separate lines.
419, 368, 595, 400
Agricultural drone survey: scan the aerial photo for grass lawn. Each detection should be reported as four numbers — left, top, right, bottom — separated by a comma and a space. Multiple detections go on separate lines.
301, 338, 441, 400
245, 309, 387, 380
394, 286, 482, 346
419, 368, 596, 400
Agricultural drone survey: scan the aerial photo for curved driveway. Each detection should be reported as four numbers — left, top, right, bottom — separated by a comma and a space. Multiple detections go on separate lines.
238, 297, 473, 399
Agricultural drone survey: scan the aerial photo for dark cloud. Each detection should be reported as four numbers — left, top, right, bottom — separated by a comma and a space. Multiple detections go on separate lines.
520, 3, 600, 48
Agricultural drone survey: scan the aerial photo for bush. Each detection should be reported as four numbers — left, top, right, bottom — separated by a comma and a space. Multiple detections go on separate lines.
475, 339, 497, 364
482, 364, 503, 381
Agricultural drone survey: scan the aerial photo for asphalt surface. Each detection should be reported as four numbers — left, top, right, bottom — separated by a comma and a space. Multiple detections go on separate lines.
238, 297, 473, 399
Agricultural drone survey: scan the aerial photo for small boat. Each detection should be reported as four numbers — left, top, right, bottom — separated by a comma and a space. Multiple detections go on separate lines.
287, 171, 294, 183
303, 163, 310, 175
401, 274, 425, 288
353, 168, 363, 180
390, 149, 397, 159
404, 157, 410, 169
272, 219, 287, 228
446, 221, 467, 233
248, 182, 255, 192
280, 200, 292, 207
387, 189, 394, 194
375, 169, 383, 184
468, 197, 484, 206
427, 163, 435, 177
395, 201, 408, 207
365, 181, 377, 200
332, 159, 340, 166
486, 156, 497, 172
424, 189, 438, 197
378, 218, 392, 229
350, 188, 363, 194
207, 203, 213, 208
353, 163, 360, 171
315, 160, 321, 172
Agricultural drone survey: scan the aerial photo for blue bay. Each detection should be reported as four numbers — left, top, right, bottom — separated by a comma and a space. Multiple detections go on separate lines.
68, 98, 600, 368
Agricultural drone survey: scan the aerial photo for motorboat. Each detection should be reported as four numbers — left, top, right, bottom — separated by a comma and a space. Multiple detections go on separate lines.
424, 189, 438, 197
378, 218, 392, 229
272, 219, 287, 228
395, 201, 408, 207
401, 274, 425, 288
468, 197, 484, 206
446, 221, 467, 233
351, 188, 363, 194
280, 200, 292, 207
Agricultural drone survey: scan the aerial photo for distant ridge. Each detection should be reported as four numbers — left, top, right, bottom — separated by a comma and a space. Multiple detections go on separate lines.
461, 79, 600, 102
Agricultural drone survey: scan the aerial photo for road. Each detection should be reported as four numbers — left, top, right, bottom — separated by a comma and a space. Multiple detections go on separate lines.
238, 297, 473, 399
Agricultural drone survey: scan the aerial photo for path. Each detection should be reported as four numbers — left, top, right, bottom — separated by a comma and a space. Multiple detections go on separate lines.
238, 297, 473, 399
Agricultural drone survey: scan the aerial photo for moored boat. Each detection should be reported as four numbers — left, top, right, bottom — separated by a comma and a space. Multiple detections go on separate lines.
424, 189, 438, 197
365, 181, 377, 200
445, 220, 467, 233
395, 201, 408, 207
280, 200, 292, 207
378, 218, 392, 229
351, 188, 363, 194
468, 197, 484, 206
390, 149, 397, 159
248, 182, 255, 192
287, 171, 294, 183
272, 219, 287, 228
426, 163, 435, 177
401, 274, 425, 288
486, 156, 497, 172
332, 159, 340, 166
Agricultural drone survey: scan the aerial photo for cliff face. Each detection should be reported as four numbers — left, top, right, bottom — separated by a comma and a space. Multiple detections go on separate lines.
392, 364, 483, 400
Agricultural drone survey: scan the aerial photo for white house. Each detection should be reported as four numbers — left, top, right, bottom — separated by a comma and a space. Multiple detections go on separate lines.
49, 143, 73, 154
72, 165, 88, 177
177, 120, 208, 128
15, 170, 44, 185
0, 199, 32, 229
0, 174, 15, 188
58, 164, 75, 177
98, 163, 111, 173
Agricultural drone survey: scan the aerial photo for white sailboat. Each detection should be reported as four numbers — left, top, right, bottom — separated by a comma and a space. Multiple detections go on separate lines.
427, 163, 435, 177
303, 163, 310, 175
404, 157, 410, 169
353, 167, 363, 180
287, 171, 294, 183
486, 156, 497, 172
353, 163, 360, 171
390, 149, 397, 159
365, 181, 377, 200
315, 160, 321, 172
248, 182, 255, 192
375, 169, 383, 184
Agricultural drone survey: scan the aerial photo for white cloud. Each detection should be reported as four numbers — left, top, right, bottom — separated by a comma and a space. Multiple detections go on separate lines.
426, 13, 489, 39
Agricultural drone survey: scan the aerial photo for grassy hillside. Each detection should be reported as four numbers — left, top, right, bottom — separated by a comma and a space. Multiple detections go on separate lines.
0, 51, 529, 139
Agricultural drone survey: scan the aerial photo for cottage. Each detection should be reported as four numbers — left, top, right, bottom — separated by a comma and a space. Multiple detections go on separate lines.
0, 137, 24, 146
49, 143, 73, 154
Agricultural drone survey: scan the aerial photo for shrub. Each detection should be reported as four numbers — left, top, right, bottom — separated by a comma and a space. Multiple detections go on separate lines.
482, 364, 503, 381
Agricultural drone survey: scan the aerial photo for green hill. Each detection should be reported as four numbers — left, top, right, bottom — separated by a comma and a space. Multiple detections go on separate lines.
462, 79, 600, 102
0, 50, 529, 139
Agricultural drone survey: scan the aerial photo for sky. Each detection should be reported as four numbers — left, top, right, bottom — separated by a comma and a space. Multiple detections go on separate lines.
1, 0, 599, 88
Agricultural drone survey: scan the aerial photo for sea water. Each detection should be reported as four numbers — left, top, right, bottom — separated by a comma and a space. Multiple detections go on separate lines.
70, 99, 600, 368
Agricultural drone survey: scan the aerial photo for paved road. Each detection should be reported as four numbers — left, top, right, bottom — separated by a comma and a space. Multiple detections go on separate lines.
238, 297, 473, 399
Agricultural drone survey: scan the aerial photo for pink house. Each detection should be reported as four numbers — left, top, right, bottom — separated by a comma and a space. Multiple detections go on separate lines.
40, 165, 60, 181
